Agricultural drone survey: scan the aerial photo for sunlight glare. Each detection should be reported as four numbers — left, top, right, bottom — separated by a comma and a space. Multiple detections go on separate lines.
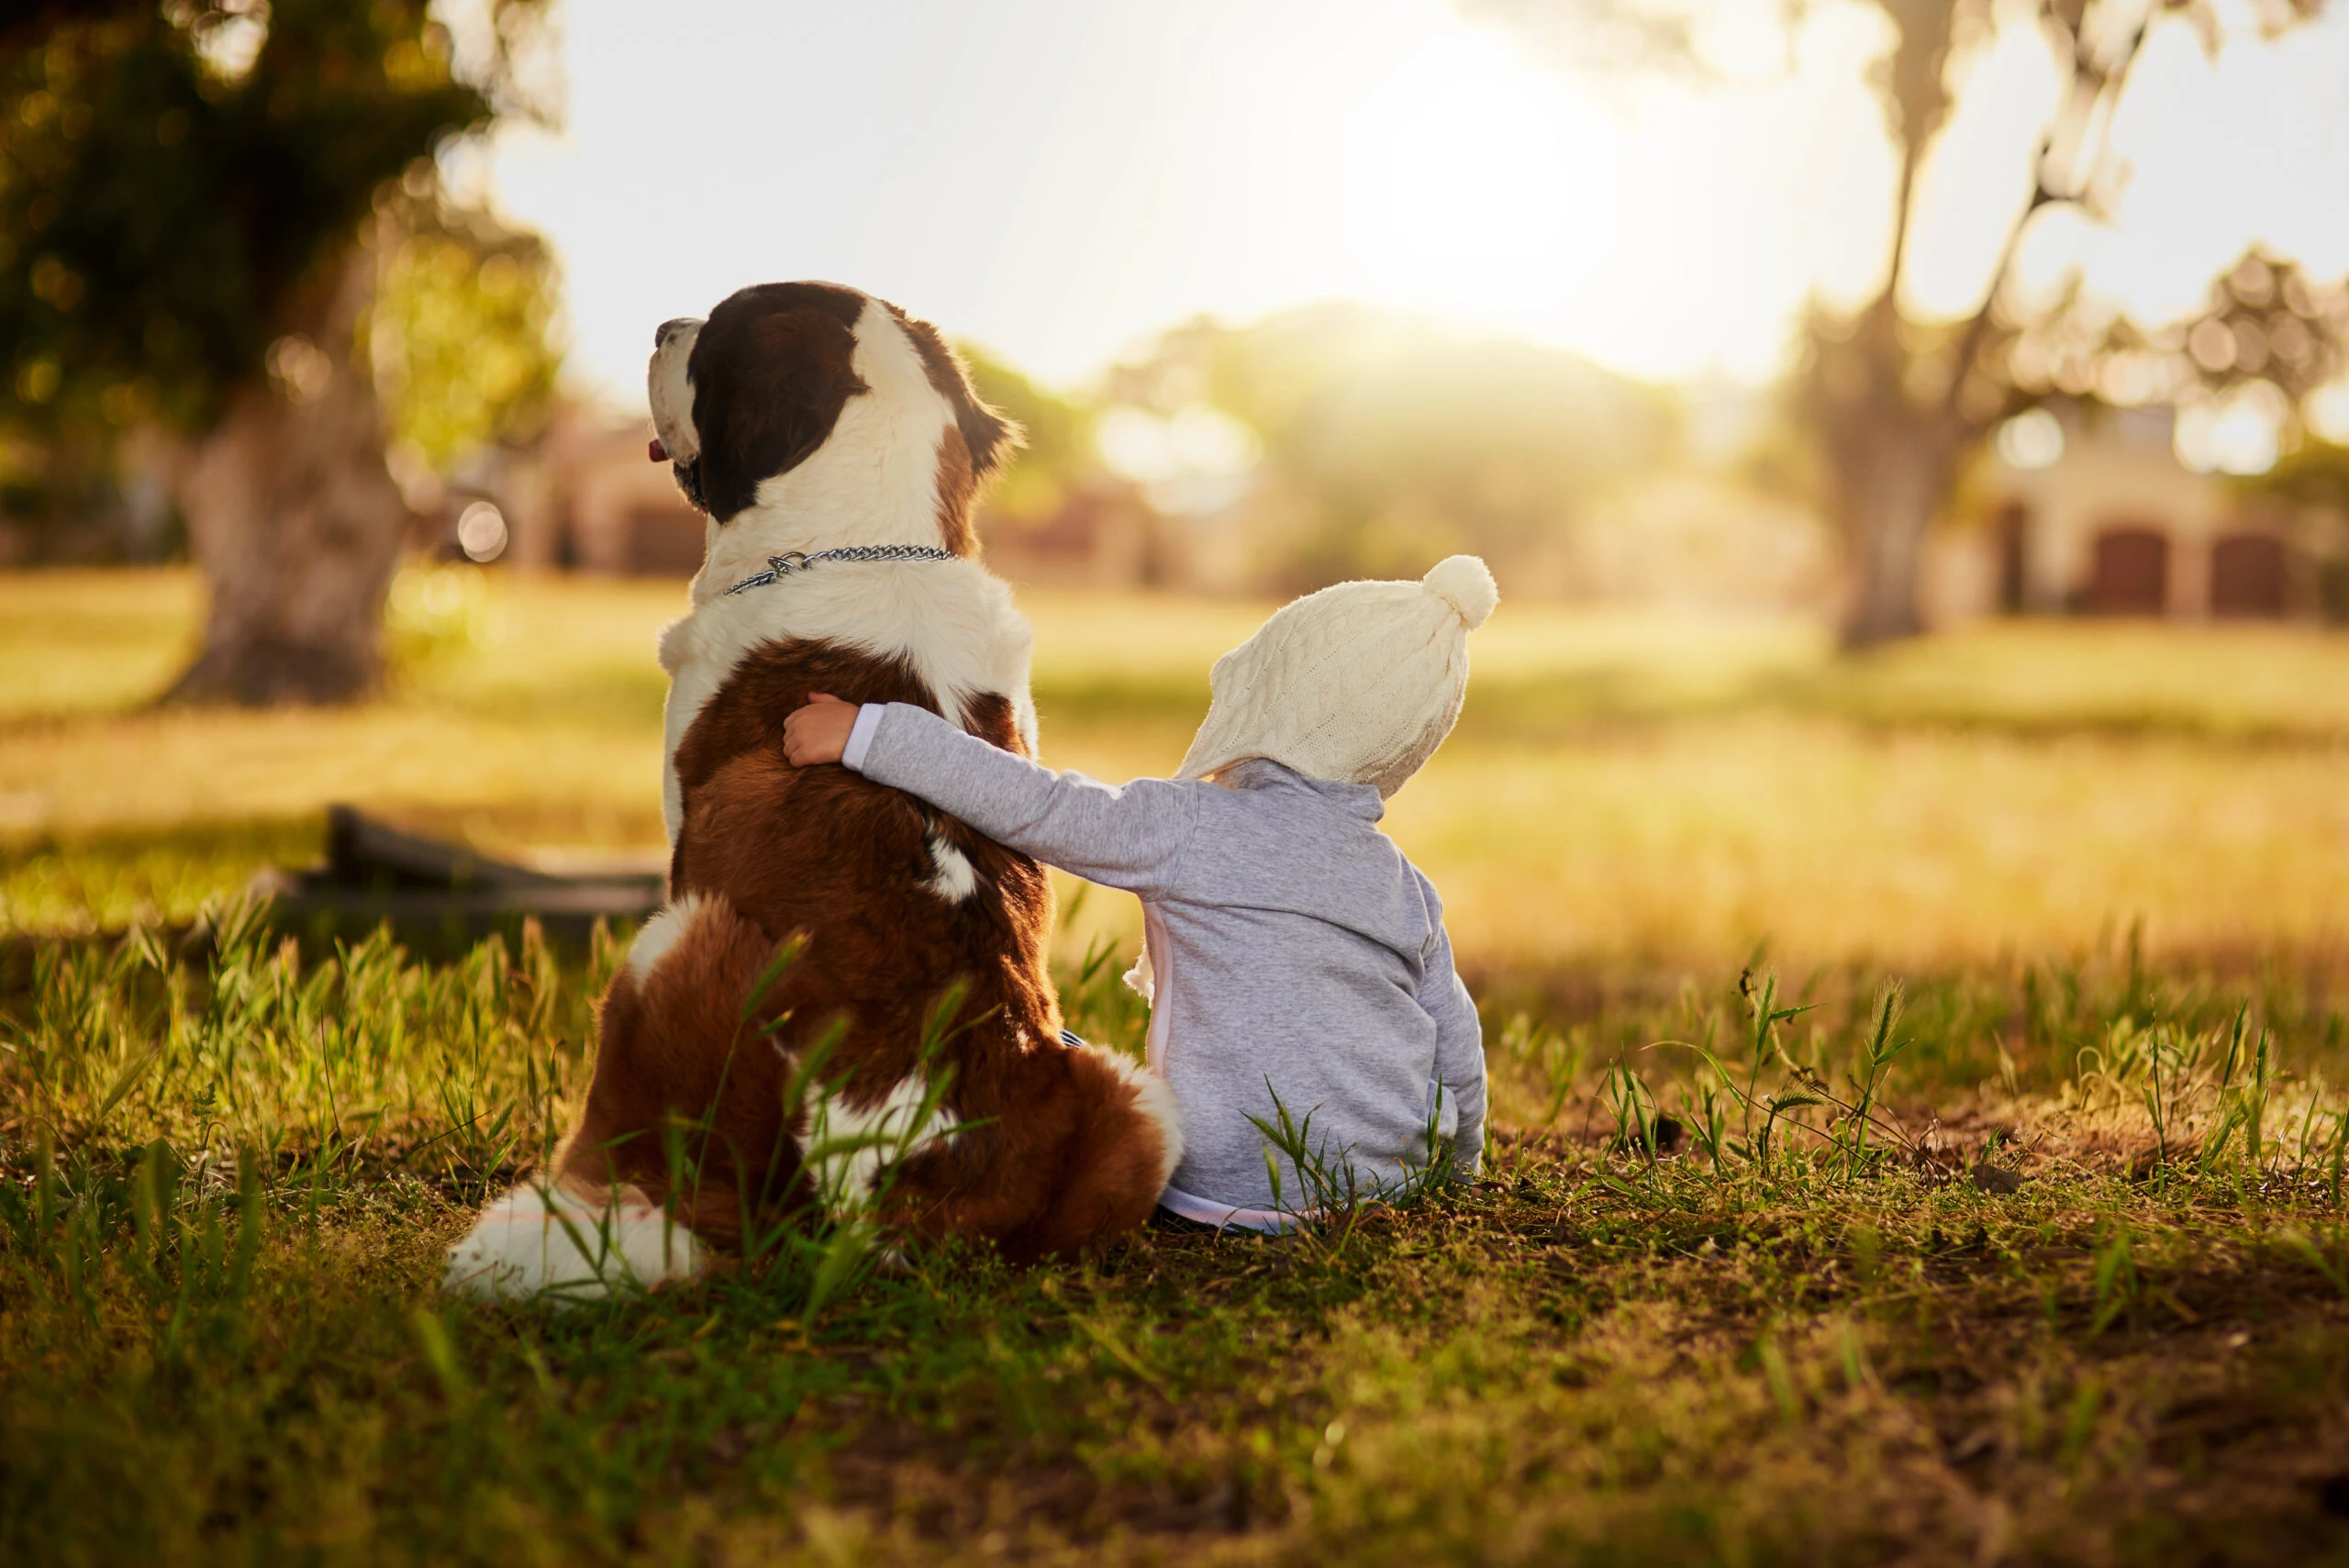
482, 0, 2349, 403
2174, 381, 2289, 475
1282, 21, 1596, 338
1997, 408, 2065, 470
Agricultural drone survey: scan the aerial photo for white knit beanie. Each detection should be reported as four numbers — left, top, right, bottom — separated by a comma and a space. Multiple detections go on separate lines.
1175, 555, 1498, 798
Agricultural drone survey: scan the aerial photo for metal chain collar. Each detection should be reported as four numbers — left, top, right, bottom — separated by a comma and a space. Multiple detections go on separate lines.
723, 544, 958, 596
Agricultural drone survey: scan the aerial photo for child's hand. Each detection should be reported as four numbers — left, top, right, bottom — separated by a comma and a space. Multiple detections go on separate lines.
783, 693, 860, 768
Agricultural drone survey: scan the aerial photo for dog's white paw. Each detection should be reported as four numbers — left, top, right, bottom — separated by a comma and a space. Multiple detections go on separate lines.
442, 1183, 700, 1304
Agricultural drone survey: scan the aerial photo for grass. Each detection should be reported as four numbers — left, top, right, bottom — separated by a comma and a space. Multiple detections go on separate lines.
5, 566, 2349, 1562
6, 568, 2349, 966
6, 916, 2349, 1563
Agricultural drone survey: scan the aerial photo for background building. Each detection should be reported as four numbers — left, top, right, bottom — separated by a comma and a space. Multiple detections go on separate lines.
1927, 406, 2349, 624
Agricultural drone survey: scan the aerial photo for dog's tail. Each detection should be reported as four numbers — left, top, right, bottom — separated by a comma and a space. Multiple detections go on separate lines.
993, 1043, 1183, 1262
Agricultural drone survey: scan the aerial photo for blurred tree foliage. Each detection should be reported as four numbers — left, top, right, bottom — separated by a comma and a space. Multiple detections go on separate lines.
1472, 0, 2342, 645
0, 0, 511, 435
0, 0, 552, 702
373, 179, 562, 473
958, 340, 1089, 526
1114, 303, 1676, 588
2252, 436, 2349, 518
2251, 435, 2349, 617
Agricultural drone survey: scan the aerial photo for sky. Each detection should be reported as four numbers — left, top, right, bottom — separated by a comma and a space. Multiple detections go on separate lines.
473, 0, 2349, 412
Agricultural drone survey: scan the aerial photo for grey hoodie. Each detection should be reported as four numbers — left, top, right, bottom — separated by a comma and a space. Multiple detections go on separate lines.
847, 702, 1485, 1221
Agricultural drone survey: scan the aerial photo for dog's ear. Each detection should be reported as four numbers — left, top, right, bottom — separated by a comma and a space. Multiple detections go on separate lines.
690, 289, 869, 521
888, 306, 1025, 482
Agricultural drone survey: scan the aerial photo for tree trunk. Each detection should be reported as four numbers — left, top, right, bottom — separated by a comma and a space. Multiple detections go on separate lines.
1835, 411, 1964, 648
1806, 300, 1974, 651
168, 239, 411, 706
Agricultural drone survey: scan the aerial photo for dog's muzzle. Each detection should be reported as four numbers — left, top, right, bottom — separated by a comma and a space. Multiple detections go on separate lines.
670, 455, 708, 515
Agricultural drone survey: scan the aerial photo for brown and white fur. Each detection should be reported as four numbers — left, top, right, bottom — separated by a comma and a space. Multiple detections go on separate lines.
444, 283, 1180, 1299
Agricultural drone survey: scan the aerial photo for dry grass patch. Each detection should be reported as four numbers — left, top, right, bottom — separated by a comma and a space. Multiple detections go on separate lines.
7, 569, 2346, 975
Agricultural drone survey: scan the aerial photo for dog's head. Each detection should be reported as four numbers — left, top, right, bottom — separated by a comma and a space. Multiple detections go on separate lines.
646, 282, 1019, 554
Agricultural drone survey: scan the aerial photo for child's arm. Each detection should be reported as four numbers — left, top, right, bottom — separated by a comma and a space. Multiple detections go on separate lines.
784, 697, 1200, 896
1419, 915, 1486, 1183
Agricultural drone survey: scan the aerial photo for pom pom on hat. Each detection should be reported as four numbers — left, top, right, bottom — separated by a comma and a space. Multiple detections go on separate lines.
1422, 554, 1497, 629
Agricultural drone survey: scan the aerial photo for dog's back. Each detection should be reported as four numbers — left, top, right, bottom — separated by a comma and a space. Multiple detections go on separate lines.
444, 285, 1179, 1300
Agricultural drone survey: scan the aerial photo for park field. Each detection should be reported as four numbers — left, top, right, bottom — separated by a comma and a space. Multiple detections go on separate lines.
6, 566, 2349, 968
5, 566, 2349, 1563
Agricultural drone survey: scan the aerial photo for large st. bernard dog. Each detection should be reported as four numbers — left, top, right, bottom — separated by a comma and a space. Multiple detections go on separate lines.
445, 282, 1180, 1298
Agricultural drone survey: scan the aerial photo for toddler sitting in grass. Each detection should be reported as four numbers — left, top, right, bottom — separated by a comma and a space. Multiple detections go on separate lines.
783, 557, 1496, 1231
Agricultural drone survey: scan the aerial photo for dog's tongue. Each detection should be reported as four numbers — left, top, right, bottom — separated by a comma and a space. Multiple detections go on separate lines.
648, 439, 668, 463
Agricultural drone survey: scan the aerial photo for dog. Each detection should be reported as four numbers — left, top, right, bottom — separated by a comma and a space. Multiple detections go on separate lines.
445, 282, 1181, 1298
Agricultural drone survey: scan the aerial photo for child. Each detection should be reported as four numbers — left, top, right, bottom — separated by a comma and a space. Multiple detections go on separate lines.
782, 556, 1496, 1231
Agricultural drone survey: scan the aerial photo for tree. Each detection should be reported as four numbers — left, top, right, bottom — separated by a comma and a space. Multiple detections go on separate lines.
1110, 303, 1675, 589
957, 340, 1094, 529
0, 0, 551, 702
1470, 0, 2344, 645
373, 174, 563, 483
